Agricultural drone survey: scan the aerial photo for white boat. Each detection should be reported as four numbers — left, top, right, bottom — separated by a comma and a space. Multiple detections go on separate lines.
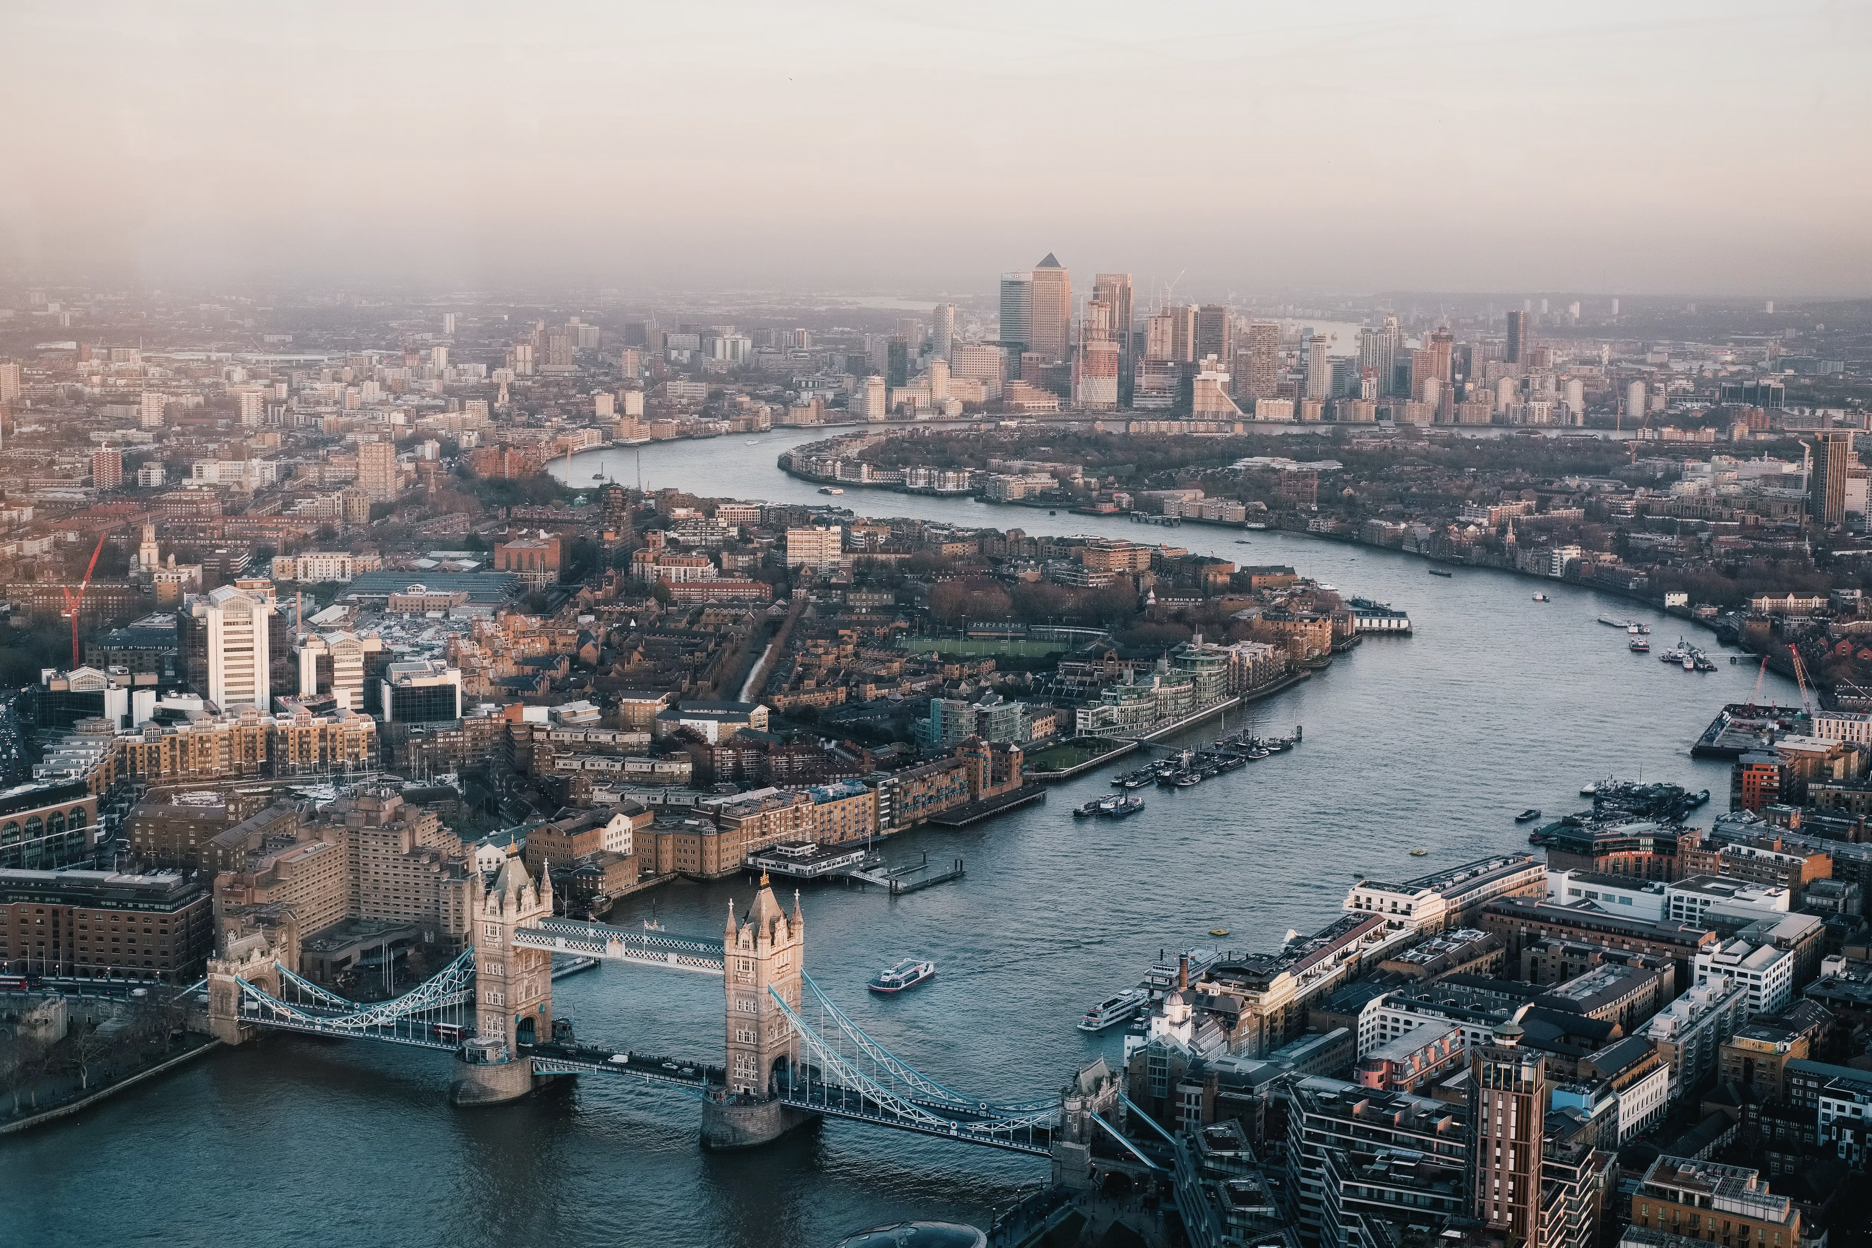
1079, 988, 1150, 1032
868, 958, 935, 994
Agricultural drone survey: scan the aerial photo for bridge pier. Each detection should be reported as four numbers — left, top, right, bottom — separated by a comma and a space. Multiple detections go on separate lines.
700, 1096, 816, 1150
450, 1042, 538, 1107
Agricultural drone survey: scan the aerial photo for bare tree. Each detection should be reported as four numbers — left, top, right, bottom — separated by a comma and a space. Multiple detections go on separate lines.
65, 1020, 116, 1092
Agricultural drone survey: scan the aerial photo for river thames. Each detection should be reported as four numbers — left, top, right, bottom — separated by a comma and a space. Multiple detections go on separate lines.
4, 430, 1793, 1248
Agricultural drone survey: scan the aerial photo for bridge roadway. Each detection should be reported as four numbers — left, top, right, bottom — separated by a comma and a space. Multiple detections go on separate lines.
522, 1041, 1056, 1155
524, 1041, 723, 1093
776, 1075, 1056, 1156
511, 918, 726, 975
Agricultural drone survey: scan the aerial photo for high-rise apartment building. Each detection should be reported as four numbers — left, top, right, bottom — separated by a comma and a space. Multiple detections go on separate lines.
0, 361, 20, 403
197, 585, 274, 709
931, 303, 955, 361
91, 446, 122, 490
1195, 305, 1233, 366
139, 392, 167, 428
1236, 321, 1280, 401
358, 440, 398, 502
1028, 254, 1071, 364
1811, 430, 1857, 528
999, 272, 1032, 375
1304, 336, 1332, 400
1506, 310, 1529, 364
1359, 326, 1395, 398
237, 388, 264, 427
1470, 1022, 1546, 1245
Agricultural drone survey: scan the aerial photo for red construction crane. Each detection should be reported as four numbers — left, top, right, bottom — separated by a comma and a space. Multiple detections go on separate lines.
60, 533, 109, 668
1788, 644, 1815, 719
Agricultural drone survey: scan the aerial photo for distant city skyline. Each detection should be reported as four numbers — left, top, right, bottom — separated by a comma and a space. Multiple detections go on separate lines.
0, 1, 1868, 296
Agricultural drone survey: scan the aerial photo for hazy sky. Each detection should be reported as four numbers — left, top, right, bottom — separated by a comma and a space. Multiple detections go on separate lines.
2, 1, 1868, 298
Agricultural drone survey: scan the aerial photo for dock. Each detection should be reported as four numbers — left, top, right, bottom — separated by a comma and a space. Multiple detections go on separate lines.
849, 852, 967, 895
1690, 703, 1811, 759
925, 784, 1047, 827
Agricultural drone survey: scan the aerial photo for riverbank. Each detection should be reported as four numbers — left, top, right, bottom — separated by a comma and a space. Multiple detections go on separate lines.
0, 1036, 221, 1137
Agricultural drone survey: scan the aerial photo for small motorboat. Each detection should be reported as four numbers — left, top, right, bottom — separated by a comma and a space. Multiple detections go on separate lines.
868, 959, 936, 994
1428, 568, 1453, 578
1515, 808, 1542, 823
1532, 593, 1550, 602
1409, 848, 1429, 857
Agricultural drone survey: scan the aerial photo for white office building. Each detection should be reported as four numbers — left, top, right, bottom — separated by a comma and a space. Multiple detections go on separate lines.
1694, 939, 1794, 1017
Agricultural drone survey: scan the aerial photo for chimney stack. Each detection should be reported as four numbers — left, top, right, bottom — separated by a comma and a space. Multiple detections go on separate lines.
1177, 953, 1189, 991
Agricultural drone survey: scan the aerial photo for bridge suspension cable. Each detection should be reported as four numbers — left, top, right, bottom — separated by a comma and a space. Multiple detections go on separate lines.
232, 947, 478, 1049
797, 973, 1058, 1115
770, 984, 1056, 1154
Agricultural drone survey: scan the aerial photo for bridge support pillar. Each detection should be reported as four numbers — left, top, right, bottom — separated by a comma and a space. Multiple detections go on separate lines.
700, 1097, 815, 1150
450, 1049, 536, 1107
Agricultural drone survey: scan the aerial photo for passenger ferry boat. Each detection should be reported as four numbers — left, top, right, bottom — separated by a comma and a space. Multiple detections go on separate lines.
1078, 988, 1149, 1032
1630, 637, 1650, 653
868, 958, 936, 994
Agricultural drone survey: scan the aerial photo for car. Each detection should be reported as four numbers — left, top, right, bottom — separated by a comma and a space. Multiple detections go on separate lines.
607, 1054, 629, 1065
660, 1059, 678, 1070
678, 1066, 696, 1077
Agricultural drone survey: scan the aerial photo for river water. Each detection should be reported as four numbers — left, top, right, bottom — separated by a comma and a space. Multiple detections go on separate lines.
4, 431, 1792, 1248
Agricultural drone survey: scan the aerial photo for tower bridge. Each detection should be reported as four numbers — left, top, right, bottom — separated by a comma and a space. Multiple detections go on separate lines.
205, 858, 1146, 1175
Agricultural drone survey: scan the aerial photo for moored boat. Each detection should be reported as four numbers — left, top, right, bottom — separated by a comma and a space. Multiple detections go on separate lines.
1515, 808, 1542, 823
1079, 987, 1149, 1032
1428, 568, 1453, 578
868, 958, 936, 994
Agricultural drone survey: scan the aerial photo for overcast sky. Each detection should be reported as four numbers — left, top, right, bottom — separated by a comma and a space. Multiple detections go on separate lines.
1, 1, 1867, 299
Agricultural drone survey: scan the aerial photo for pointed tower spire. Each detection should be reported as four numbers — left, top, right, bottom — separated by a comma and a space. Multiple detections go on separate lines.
725, 897, 737, 942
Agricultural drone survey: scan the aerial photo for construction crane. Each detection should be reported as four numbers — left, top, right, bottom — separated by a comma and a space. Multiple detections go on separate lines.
1788, 643, 1815, 719
60, 532, 109, 668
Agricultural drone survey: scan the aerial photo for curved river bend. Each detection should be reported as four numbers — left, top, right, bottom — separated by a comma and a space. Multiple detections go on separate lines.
3, 432, 1791, 1248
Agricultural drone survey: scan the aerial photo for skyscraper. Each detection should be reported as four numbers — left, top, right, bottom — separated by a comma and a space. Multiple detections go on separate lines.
1470, 1022, 1546, 1245
1028, 254, 1071, 364
1092, 273, 1132, 352
1811, 431, 1857, 527
1073, 300, 1119, 411
197, 585, 274, 710
1236, 321, 1280, 401
1358, 326, 1394, 398
1429, 328, 1455, 384
1506, 310, 1529, 365
1195, 305, 1233, 367
1167, 304, 1199, 363
999, 273, 1032, 377
1144, 313, 1175, 362
931, 303, 955, 361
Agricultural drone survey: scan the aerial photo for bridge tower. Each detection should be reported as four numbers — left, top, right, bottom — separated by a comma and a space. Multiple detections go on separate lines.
701, 872, 815, 1149
451, 856, 554, 1106
205, 914, 298, 1045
